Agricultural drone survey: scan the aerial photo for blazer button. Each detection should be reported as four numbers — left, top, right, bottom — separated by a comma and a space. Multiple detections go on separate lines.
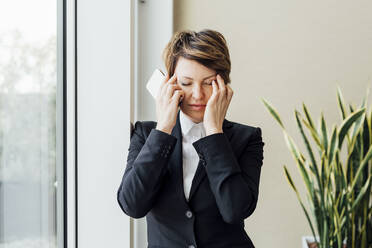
185, 210, 193, 219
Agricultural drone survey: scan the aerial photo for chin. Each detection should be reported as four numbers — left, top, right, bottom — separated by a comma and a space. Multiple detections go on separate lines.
181, 107, 204, 122
188, 113, 204, 123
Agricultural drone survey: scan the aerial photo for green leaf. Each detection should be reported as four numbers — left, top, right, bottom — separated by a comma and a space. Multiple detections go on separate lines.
336, 151, 347, 189
359, 84, 369, 110
355, 87, 368, 142
351, 176, 371, 211
303, 102, 316, 130
295, 110, 323, 191
283, 131, 314, 198
320, 152, 327, 204
350, 145, 372, 191
284, 166, 318, 240
322, 218, 329, 248
311, 190, 323, 237
338, 108, 365, 149
349, 103, 355, 114
261, 98, 285, 129
302, 119, 322, 150
284, 165, 297, 192
337, 86, 347, 120
283, 130, 301, 161
328, 125, 338, 166
362, 113, 370, 157
320, 112, 329, 155
333, 204, 343, 247
350, 113, 366, 149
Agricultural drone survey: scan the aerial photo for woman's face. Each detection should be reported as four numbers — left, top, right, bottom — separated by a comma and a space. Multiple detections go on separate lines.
174, 57, 217, 123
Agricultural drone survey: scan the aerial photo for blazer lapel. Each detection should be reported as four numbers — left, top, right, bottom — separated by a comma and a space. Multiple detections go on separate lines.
169, 110, 189, 205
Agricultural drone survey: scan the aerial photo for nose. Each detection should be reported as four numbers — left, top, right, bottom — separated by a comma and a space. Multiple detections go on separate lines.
191, 84, 204, 100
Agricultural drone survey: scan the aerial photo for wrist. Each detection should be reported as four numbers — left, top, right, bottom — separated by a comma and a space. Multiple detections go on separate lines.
156, 124, 172, 135
206, 128, 223, 136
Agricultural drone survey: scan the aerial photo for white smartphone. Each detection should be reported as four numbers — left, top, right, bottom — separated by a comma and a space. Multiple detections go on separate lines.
146, 69, 165, 99
146, 69, 183, 106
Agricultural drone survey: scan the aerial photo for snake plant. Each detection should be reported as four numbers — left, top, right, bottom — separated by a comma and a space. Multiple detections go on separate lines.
261, 87, 372, 248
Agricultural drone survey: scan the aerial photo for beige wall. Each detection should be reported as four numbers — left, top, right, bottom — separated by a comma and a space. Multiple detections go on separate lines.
174, 1, 372, 247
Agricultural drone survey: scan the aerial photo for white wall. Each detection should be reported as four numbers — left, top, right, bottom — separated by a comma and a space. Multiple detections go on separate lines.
77, 0, 132, 247
174, 1, 372, 247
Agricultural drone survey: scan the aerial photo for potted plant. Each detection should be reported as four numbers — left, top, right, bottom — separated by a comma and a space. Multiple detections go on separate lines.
261, 87, 372, 248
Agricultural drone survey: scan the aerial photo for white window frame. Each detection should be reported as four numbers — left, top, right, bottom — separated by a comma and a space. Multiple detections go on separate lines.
64, 0, 77, 247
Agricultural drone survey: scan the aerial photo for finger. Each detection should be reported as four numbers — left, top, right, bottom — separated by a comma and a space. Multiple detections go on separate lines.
165, 84, 179, 100
216, 74, 226, 87
161, 74, 177, 98
172, 89, 184, 103
216, 74, 226, 100
211, 80, 218, 97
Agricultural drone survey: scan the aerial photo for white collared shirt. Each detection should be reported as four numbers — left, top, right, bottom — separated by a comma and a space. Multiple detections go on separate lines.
179, 110, 206, 201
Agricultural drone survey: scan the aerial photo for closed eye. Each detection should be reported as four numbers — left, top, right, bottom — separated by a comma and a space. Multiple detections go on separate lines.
180, 81, 213, 86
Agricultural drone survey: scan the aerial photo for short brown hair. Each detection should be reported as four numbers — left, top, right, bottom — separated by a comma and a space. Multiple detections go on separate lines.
163, 29, 231, 84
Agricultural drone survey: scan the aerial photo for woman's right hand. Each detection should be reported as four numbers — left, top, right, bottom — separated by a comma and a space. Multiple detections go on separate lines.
155, 74, 184, 134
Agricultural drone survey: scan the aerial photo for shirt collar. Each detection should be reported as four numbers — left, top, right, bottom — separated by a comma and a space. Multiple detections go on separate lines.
179, 110, 205, 137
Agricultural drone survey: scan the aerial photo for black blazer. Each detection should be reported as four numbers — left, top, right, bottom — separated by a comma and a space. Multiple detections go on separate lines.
117, 110, 265, 248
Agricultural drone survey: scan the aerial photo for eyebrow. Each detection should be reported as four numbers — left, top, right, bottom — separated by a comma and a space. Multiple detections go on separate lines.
182, 74, 216, 80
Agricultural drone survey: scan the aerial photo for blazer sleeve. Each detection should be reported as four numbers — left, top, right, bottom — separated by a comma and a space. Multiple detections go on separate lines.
192, 127, 265, 224
117, 121, 177, 218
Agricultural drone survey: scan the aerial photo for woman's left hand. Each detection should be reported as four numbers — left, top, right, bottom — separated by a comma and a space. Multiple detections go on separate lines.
203, 74, 233, 136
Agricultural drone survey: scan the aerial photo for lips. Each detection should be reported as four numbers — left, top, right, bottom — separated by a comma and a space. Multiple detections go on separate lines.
189, 104, 206, 110
189, 104, 206, 107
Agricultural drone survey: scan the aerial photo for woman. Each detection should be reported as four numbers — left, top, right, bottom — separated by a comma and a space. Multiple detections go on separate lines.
117, 29, 265, 248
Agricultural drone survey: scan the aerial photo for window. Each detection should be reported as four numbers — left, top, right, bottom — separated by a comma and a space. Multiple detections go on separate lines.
0, 0, 63, 247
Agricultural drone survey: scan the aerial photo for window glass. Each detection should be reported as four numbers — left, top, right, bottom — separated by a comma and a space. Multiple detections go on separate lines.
0, 0, 60, 247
